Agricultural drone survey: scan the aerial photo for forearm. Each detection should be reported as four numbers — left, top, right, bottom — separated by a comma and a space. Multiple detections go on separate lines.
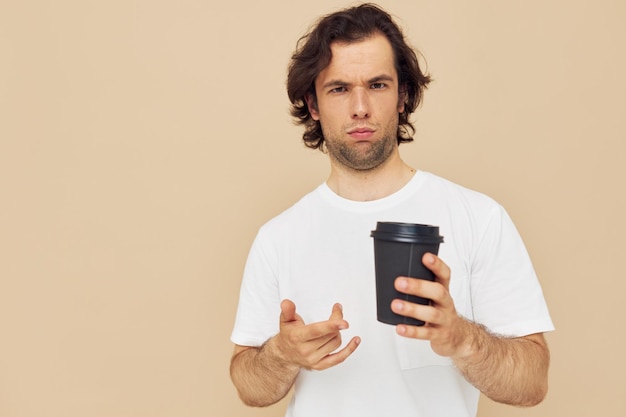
453, 322, 550, 407
230, 338, 300, 407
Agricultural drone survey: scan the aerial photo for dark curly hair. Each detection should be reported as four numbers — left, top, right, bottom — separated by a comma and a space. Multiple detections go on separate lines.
287, 3, 431, 151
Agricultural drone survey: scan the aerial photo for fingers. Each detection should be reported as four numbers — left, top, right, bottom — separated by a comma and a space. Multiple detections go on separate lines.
392, 277, 454, 327
298, 303, 348, 343
396, 323, 433, 339
392, 253, 451, 303
422, 253, 451, 289
394, 276, 448, 305
304, 303, 350, 341
276, 300, 359, 370
397, 314, 473, 358
301, 320, 349, 344
315, 336, 361, 370
391, 255, 454, 329
280, 300, 347, 341
391, 298, 442, 325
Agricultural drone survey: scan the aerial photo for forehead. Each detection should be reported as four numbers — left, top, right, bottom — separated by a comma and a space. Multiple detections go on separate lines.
318, 33, 398, 83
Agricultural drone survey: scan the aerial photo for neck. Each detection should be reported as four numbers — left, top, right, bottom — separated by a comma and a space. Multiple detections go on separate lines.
326, 151, 416, 201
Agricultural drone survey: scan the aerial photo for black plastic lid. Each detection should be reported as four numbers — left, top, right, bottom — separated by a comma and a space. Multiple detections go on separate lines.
370, 222, 444, 244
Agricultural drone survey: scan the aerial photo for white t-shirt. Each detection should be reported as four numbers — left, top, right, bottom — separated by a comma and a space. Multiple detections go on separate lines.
231, 171, 554, 417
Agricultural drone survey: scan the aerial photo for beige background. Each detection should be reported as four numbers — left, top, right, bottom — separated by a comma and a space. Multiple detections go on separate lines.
1, 0, 624, 416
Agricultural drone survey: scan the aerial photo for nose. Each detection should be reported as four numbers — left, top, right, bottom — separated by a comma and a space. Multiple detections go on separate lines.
351, 89, 370, 119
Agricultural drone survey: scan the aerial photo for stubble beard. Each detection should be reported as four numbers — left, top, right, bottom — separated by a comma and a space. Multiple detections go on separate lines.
323, 123, 398, 172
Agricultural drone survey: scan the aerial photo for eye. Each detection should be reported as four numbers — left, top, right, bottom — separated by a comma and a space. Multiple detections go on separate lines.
371, 83, 386, 90
330, 86, 347, 93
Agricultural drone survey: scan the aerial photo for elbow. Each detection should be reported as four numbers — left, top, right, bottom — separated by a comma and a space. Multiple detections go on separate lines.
237, 392, 275, 408
524, 380, 549, 407
232, 378, 288, 408
233, 383, 285, 408
512, 378, 549, 408
516, 333, 550, 407
230, 373, 277, 408
230, 377, 276, 408
517, 393, 547, 408
230, 362, 282, 408
488, 371, 549, 407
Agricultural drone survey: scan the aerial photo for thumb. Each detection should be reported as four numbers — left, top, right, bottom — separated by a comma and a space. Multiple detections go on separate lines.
280, 299, 299, 324
328, 303, 344, 321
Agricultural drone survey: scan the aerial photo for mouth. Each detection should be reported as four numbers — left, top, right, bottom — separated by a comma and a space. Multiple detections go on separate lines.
347, 127, 376, 140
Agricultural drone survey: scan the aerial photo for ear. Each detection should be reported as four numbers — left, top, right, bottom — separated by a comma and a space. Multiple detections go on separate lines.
397, 85, 407, 114
305, 93, 320, 121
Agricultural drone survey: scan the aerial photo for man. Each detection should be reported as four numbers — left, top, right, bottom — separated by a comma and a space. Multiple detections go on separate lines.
230, 4, 553, 416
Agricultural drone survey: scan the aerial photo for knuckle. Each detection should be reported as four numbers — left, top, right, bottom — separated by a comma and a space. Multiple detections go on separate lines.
432, 284, 447, 300
429, 308, 444, 323
310, 361, 322, 370
286, 333, 298, 344
410, 277, 424, 291
409, 302, 422, 317
405, 325, 420, 338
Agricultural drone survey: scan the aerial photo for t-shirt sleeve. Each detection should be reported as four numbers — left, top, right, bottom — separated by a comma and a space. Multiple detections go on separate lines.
469, 205, 554, 336
230, 228, 282, 347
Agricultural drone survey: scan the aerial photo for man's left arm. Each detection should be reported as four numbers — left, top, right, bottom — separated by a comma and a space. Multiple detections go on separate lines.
391, 253, 550, 407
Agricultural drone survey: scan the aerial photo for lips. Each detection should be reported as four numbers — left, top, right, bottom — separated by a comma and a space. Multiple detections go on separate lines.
347, 127, 376, 140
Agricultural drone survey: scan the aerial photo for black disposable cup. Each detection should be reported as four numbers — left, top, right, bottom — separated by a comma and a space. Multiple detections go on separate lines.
371, 222, 444, 326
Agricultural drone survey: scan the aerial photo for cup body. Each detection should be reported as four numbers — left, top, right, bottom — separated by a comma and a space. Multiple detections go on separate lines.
371, 222, 444, 326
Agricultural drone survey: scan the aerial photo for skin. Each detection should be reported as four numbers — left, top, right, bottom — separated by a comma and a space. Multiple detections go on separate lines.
393, 253, 550, 407
309, 33, 414, 201
230, 32, 550, 408
231, 302, 360, 407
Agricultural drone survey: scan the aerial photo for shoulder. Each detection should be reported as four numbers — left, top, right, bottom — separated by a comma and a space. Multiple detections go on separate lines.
256, 185, 324, 239
419, 171, 502, 213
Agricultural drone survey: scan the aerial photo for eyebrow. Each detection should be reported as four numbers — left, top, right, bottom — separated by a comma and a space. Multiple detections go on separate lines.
321, 74, 396, 90
368, 74, 395, 84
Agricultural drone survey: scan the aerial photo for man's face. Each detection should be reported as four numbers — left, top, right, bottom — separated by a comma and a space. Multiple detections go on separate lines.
308, 33, 405, 171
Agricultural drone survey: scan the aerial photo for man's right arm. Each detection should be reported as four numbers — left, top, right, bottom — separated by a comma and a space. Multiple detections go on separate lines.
230, 300, 360, 407
230, 341, 300, 407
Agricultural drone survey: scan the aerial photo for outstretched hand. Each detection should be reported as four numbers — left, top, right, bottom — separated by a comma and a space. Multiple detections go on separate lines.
272, 299, 361, 371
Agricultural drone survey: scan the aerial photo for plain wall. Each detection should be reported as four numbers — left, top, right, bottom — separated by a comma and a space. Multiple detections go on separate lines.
1, 0, 624, 416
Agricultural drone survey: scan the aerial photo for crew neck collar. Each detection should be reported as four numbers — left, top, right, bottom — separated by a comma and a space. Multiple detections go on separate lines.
317, 170, 426, 212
